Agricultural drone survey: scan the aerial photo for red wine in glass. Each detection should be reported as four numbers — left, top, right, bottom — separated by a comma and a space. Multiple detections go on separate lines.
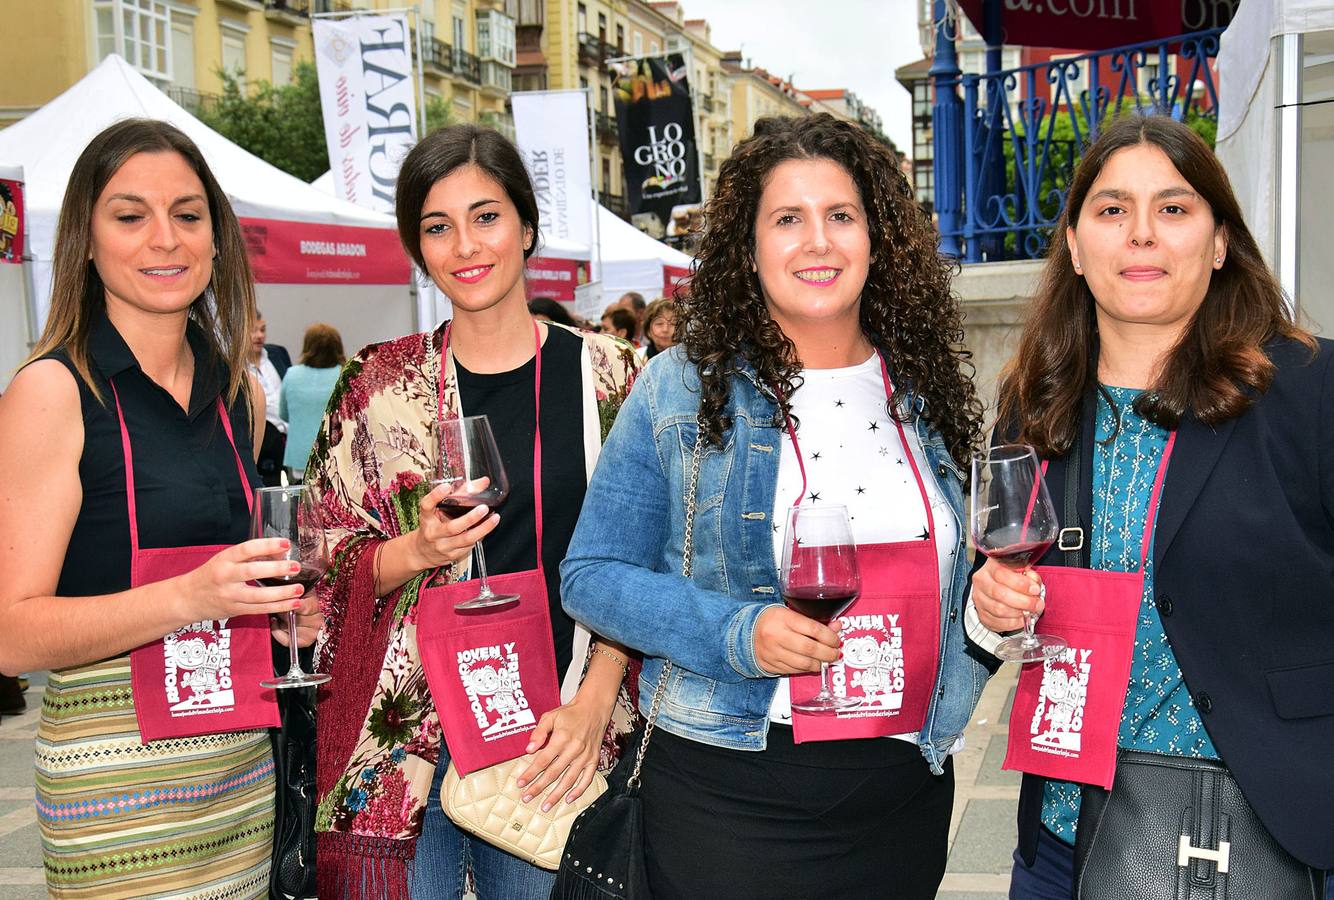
254, 485, 331, 689
256, 564, 327, 593
433, 416, 517, 610
971, 445, 1067, 663
782, 585, 859, 624
780, 505, 861, 714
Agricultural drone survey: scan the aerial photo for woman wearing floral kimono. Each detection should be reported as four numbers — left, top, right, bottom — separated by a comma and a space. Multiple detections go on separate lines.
307, 125, 642, 899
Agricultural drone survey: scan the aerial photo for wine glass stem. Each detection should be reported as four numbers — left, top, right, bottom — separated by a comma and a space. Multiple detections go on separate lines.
285, 610, 303, 676
473, 542, 495, 597
1020, 612, 1039, 646
819, 661, 834, 698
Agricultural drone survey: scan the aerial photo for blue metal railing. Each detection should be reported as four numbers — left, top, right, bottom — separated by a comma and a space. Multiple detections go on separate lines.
933, 28, 1224, 262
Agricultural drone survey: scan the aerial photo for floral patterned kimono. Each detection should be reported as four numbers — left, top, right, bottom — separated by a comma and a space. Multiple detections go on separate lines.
306, 321, 642, 897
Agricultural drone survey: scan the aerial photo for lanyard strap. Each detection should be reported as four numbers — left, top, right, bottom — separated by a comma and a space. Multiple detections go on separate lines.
1040, 430, 1175, 569
436, 319, 544, 558
110, 379, 254, 557
777, 352, 936, 542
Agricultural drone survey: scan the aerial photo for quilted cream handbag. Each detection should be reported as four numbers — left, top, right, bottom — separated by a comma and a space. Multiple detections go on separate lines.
441, 752, 609, 870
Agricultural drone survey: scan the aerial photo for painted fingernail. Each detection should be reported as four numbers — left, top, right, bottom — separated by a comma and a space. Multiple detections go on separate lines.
290, 562, 301, 573
515, 778, 526, 787
522, 794, 532, 803
541, 802, 552, 812
292, 600, 302, 609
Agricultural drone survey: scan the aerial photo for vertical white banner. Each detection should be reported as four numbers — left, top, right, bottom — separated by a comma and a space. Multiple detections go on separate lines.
511, 91, 594, 252
313, 15, 417, 215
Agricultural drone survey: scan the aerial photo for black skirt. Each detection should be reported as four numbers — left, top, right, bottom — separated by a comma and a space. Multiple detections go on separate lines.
632, 723, 954, 900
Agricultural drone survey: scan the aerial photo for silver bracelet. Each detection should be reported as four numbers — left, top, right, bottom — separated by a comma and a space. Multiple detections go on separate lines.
589, 644, 629, 676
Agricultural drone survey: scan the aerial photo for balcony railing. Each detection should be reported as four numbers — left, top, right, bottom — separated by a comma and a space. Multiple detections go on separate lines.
424, 38, 454, 74
577, 32, 615, 67
933, 28, 1223, 262
453, 47, 481, 84
265, 0, 310, 18
604, 192, 628, 217
166, 85, 220, 115
594, 110, 618, 143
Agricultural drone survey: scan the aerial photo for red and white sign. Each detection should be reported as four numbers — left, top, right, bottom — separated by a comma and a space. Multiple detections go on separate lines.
957, 0, 1221, 51
664, 264, 691, 298
524, 255, 588, 303
0, 176, 24, 265
239, 217, 410, 285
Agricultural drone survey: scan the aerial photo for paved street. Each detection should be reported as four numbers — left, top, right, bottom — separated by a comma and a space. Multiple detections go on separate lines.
0, 666, 1020, 898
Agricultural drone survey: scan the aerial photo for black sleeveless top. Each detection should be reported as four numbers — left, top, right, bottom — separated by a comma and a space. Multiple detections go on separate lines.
44, 311, 259, 598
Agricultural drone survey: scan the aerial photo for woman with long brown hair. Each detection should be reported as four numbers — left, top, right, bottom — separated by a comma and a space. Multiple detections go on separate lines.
970, 114, 1333, 897
561, 113, 990, 898
0, 118, 321, 898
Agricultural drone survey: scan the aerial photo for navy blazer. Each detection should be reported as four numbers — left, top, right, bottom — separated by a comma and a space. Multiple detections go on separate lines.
995, 336, 1334, 870
265, 343, 292, 380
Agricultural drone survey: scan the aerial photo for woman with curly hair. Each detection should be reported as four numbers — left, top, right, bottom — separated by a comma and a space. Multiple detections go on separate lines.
307, 125, 641, 899
560, 113, 991, 898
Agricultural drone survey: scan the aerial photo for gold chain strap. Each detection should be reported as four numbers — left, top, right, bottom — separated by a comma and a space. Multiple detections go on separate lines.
627, 416, 706, 790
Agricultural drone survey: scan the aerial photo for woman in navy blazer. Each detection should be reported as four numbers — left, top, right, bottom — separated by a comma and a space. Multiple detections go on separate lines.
969, 115, 1334, 897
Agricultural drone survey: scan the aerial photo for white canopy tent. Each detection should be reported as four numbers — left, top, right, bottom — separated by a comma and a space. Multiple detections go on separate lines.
0, 54, 414, 372
589, 204, 693, 307
1216, 0, 1334, 329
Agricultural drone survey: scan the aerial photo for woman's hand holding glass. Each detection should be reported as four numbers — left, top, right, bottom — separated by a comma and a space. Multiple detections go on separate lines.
176, 538, 313, 621
753, 605, 843, 675
406, 480, 502, 572
971, 559, 1046, 633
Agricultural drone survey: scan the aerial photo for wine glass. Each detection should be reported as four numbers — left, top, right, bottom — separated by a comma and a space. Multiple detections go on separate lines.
971, 444, 1067, 663
255, 485, 331, 689
781, 504, 861, 714
432, 415, 517, 610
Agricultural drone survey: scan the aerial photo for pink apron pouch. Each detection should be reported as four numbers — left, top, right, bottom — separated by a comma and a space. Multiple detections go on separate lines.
418, 573, 561, 774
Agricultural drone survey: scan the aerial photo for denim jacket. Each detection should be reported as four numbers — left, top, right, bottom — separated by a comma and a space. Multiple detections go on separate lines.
561, 347, 992, 773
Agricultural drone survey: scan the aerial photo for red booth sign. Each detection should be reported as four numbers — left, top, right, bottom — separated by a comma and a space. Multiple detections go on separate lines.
664, 264, 691, 298
957, 0, 1231, 51
0, 177, 25, 264
524, 255, 589, 304
240, 218, 411, 285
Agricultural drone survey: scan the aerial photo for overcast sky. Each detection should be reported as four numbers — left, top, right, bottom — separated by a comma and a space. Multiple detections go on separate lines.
681, 0, 927, 156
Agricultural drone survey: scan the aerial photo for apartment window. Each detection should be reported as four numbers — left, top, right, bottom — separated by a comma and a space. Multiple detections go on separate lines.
577, 3, 587, 34
476, 10, 516, 65
600, 84, 609, 115
597, 12, 607, 38
94, 0, 172, 81
271, 39, 295, 85
454, 16, 466, 51
633, 32, 642, 55
170, 21, 194, 89
422, 17, 435, 47
616, 24, 624, 51
221, 26, 247, 81
649, 40, 659, 55
602, 158, 611, 194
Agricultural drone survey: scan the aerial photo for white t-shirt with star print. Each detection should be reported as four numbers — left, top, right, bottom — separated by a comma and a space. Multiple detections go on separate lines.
767, 353, 961, 742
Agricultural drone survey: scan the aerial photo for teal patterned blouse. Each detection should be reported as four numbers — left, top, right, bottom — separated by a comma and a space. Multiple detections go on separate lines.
1040, 386, 1219, 844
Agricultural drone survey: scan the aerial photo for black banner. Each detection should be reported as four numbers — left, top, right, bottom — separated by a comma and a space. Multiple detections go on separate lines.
613, 53, 701, 226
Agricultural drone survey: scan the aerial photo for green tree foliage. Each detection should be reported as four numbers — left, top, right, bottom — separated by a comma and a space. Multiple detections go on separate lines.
425, 94, 455, 135
198, 61, 330, 182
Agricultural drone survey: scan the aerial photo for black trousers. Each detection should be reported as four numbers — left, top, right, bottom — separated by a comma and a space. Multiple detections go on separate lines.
634, 723, 954, 900
256, 421, 286, 487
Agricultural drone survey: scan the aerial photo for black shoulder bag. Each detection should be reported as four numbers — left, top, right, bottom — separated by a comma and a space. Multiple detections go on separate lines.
269, 679, 318, 900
